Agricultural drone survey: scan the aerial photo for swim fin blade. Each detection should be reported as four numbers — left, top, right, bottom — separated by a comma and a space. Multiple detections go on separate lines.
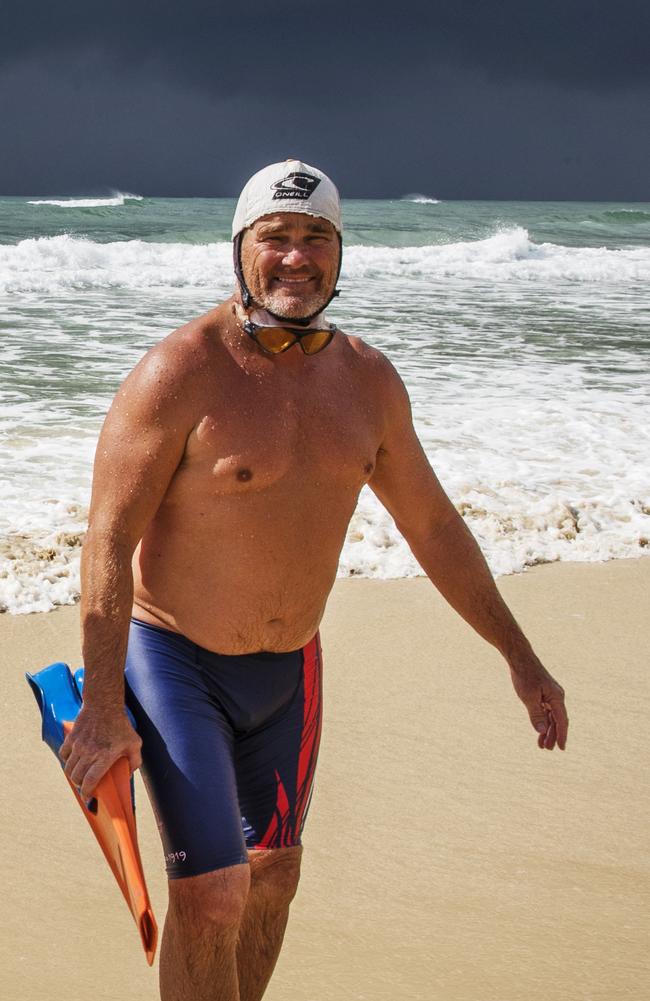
25, 663, 158, 965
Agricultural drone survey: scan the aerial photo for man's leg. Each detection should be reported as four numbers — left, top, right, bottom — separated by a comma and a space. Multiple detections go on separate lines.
232, 635, 322, 999
236, 846, 303, 1001
159, 863, 251, 1001
159, 847, 302, 1001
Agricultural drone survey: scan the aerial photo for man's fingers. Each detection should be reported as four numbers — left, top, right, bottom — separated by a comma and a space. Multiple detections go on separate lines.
534, 717, 551, 749
67, 758, 91, 787
79, 759, 112, 800
56, 709, 142, 797
511, 661, 568, 752
537, 700, 557, 750
543, 714, 557, 751
63, 747, 108, 797
549, 691, 569, 748
543, 690, 569, 749
66, 751, 136, 799
59, 734, 73, 763
530, 703, 558, 751
62, 746, 81, 776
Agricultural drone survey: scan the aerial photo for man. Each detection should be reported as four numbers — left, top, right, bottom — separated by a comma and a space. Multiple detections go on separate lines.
60, 159, 568, 1001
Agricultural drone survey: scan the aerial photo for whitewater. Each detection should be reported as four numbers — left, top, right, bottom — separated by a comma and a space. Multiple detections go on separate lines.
26, 192, 144, 208
1, 195, 649, 612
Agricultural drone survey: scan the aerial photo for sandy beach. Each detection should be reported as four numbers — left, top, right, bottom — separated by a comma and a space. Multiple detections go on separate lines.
1, 557, 648, 1001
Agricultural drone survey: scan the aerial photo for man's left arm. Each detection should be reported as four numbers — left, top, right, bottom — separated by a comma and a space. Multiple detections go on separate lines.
368, 361, 568, 751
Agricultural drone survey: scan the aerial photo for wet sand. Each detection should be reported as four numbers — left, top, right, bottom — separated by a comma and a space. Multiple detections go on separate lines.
1, 558, 648, 1001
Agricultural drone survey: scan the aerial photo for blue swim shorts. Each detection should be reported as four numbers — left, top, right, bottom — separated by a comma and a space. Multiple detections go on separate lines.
124, 618, 323, 879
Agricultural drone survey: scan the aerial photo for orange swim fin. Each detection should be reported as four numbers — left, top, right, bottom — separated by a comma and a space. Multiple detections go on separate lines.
62, 723, 158, 965
26, 663, 157, 965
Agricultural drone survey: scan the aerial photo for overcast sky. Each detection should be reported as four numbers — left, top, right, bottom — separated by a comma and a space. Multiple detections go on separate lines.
1, 0, 648, 199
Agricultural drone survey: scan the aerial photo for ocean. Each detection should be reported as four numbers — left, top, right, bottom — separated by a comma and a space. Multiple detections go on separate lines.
1, 193, 649, 613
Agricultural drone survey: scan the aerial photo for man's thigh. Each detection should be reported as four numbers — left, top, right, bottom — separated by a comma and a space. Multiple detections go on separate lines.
125, 619, 249, 879
236, 634, 323, 851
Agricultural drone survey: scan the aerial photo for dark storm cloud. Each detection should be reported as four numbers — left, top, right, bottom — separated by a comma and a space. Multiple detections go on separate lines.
3, 0, 649, 95
1, 1, 648, 198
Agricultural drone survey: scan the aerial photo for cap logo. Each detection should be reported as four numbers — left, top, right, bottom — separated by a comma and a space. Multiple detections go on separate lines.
272, 171, 321, 201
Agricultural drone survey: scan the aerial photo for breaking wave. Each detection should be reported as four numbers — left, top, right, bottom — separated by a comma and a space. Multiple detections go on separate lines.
2, 228, 649, 294
27, 192, 144, 208
602, 209, 650, 223
401, 193, 440, 204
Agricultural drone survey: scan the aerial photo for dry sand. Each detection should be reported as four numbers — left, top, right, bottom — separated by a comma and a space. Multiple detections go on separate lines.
1, 558, 648, 1001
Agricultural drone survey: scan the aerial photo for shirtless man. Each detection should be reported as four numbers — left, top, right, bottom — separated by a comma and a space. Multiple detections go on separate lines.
60, 160, 568, 1001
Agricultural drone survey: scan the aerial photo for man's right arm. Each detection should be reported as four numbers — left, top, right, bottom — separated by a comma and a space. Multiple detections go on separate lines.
60, 338, 199, 798
367, 355, 568, 751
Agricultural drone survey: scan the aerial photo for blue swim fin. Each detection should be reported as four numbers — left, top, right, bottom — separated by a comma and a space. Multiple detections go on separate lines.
25, 662, 158, 963
73, 666, 85, 701
25, 661, 82, 758
26, 663, 136, 752
26, 663, 137, 807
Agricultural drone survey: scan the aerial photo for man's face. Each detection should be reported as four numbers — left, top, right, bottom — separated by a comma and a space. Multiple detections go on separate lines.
239, 213, 340, 319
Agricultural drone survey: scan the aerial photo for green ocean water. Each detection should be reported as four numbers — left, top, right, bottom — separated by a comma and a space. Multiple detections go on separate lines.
2, 193, 650, 247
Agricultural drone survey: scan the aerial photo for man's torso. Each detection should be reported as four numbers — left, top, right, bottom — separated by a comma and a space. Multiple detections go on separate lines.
132, 303, 388, 653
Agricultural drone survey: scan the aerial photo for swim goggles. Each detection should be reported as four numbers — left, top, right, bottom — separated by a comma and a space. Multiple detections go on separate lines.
242, 317, 337, 356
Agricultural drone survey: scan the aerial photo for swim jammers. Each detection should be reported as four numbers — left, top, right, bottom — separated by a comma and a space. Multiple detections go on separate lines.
124, 618, 323, 879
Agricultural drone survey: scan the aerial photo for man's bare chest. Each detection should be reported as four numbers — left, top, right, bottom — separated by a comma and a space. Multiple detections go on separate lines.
177, 369, 383, 497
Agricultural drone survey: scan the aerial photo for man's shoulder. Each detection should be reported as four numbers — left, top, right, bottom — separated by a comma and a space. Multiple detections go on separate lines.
156, 306, 223, 363
340, 331, 402, 387
112, 308, 229, 423
338, 330, 410, 425
131, 306, 225, 382
341, 330, 389, 368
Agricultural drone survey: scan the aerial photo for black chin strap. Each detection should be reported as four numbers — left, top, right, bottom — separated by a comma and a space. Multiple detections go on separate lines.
232, 231, 342, 325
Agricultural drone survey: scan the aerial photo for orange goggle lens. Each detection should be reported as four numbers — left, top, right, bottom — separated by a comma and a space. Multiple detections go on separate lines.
244, 321, 336, 356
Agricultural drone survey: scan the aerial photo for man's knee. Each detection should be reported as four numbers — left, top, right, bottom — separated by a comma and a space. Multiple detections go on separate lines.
168, 863, 251, 934
248, 845, 303, 907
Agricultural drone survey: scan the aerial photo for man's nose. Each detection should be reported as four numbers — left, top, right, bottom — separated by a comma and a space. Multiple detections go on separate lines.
281, 245, 311, 266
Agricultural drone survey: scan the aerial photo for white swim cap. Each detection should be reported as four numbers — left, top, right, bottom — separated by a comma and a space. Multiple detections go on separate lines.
232, 159, 342, 239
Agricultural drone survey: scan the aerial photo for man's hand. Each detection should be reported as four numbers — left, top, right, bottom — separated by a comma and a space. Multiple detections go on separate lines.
59, 706, 142, 799
508, 655, 568, 750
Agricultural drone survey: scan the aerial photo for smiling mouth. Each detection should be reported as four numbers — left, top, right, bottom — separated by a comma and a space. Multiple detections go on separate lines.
272, 275, 315, 285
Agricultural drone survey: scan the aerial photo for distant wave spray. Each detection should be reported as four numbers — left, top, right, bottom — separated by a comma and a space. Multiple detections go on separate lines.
27, 192, 144, 208
401, 193, 440, 204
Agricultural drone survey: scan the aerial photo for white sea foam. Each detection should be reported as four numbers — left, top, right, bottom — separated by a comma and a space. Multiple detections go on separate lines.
344, 228, 650, 283
2, 229, 649, 295
0, 507, 85, 614
339, 367, 650, 580
401, 193, 440, 204
0, 423, 95, 612
27, 192, 143, 208
0, 235, 227, 293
